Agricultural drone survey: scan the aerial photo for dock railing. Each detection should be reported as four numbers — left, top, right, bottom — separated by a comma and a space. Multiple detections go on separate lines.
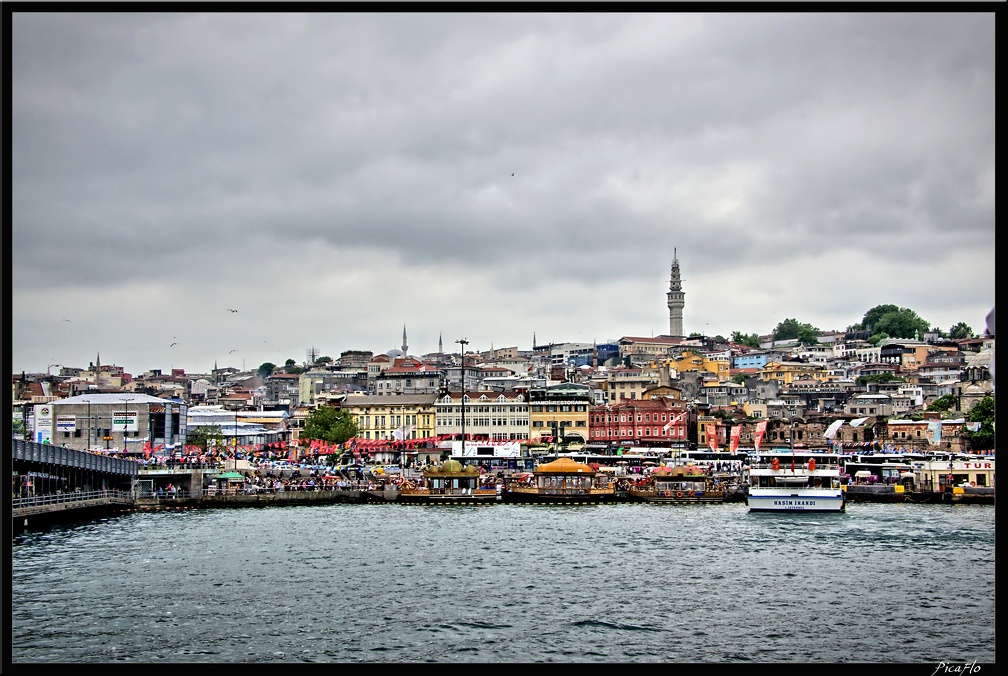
12, 488, 133, 512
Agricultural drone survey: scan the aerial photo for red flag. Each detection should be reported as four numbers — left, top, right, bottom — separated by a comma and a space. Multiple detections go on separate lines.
754, 420, 768, 452
730, 426, 741, 453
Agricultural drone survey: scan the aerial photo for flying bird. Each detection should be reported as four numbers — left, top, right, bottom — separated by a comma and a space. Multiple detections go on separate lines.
229, 349, 237, 354
511, 173, 514, 176
63, 318, 71, 322
227, 308, 238, 313
170, 342, 178, 348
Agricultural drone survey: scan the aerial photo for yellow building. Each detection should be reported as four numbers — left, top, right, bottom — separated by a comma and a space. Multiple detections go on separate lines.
340, 394, 438, 441
759, 361, 831, 385
664, 350, 731, 382
528, 385, 592, 447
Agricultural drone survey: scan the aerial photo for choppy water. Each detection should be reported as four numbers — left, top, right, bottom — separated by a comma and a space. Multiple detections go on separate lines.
10, 501, 996, 664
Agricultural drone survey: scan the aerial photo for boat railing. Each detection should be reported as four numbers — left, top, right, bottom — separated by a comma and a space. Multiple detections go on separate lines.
749, 461, 840, 471
400, 487, 497, 496
508, 485, 614, 495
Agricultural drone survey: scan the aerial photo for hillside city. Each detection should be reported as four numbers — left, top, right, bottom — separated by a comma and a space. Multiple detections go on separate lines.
12, 261, 995, 461
14, 316, 996, 463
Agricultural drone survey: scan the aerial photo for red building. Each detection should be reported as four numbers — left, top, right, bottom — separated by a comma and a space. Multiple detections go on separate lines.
588, 397, 689, 447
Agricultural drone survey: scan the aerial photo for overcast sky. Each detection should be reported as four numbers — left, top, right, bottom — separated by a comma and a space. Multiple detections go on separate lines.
10, 11, 996, 377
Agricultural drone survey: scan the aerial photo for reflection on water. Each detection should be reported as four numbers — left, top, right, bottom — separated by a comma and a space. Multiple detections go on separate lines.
11, 502, 995, 663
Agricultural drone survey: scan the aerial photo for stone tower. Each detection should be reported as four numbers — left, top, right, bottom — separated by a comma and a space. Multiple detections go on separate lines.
402, 325, 408, 356
667, 249, 685, 337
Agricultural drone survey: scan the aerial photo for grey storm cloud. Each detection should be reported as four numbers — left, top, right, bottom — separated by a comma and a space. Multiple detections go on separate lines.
10, 10, 995, 375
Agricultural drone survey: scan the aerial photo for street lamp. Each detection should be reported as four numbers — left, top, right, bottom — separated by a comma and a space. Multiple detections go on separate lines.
456, 338, 468, 460
83, 399, 91, 452
234, 407, 239, 470
122, 396, 134, 455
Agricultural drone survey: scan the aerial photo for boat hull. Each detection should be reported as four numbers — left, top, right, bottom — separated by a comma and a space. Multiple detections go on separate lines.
747, 488, 846, 513
628, 489, 725, 504
503, 488, 620, 504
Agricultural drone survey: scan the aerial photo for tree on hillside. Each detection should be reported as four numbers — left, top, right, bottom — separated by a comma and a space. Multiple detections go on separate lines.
963, 396, 995, 451
285, 359, 296, 367
854, 304, 930, 340
773, 318, 819, 344
855, 304, 901, 331
302, 406, 358, 444
731, 332, 761, 348
257, 362, 276, 379
948, 322, 974, 339
926, 394, 957, 412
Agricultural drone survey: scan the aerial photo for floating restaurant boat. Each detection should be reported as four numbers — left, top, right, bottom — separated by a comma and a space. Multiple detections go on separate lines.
396, 459, 501, 505
745, 451, 846, 513
627, 464, 726, 504
503, 456, 619, 504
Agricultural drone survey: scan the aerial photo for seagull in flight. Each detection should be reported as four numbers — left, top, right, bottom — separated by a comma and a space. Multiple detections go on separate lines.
227, 308, 238, 313
229, 349, 237, 354
63, 318, 72, 322
170, 342, 178, 348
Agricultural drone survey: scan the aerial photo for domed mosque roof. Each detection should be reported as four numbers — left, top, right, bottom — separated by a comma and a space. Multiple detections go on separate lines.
965, 347, 993, 372
386, 348, 405, 358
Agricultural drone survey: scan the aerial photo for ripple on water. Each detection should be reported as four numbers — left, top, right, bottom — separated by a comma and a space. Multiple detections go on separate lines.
11, 502, 995, 663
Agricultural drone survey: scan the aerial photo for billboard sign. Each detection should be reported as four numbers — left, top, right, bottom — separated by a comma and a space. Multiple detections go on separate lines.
112, 410, 138, 432
33, 404, 53, 444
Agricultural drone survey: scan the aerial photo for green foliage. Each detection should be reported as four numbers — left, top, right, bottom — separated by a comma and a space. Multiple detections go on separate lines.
12, 418, 25, 437
855, 304, 901, 331
302, 406, 358, 444
963, 396, 995, 450
285, 359, 296, 367
730, 374, 747, 385
948, 322, 973, 339
772, 318, 820, 343
855, 373, 903, 386
187, 424, 225, 452
926, 394, 957, 412
855, 304, 930, 340
313, 356, 333, 367
794, 326, 819, 344
731, 331, 761, 348
688, 332, 704, 339
257, 362, 276, 379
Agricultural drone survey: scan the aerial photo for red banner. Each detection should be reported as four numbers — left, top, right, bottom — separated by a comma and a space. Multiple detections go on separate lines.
730, 426, 741, 453
754, 420, 768, 452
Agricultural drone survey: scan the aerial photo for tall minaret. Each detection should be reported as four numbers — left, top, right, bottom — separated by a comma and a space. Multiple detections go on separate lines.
667, 249, 685, 337
402, 325, 408, 356
439, 333, 444, 354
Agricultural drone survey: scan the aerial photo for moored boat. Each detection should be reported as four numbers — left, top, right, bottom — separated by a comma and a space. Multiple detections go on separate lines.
627, 464, 726, 504
503, 456, 619, 504
745, 451, 846, 513
396, 459, 501, 504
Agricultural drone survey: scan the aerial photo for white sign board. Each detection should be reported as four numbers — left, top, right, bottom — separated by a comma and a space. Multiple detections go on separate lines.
112, 410, 139, 432
33, 404, 53, 444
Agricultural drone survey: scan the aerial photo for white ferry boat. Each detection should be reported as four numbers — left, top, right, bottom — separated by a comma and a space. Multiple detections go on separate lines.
745, 450, 846, 513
